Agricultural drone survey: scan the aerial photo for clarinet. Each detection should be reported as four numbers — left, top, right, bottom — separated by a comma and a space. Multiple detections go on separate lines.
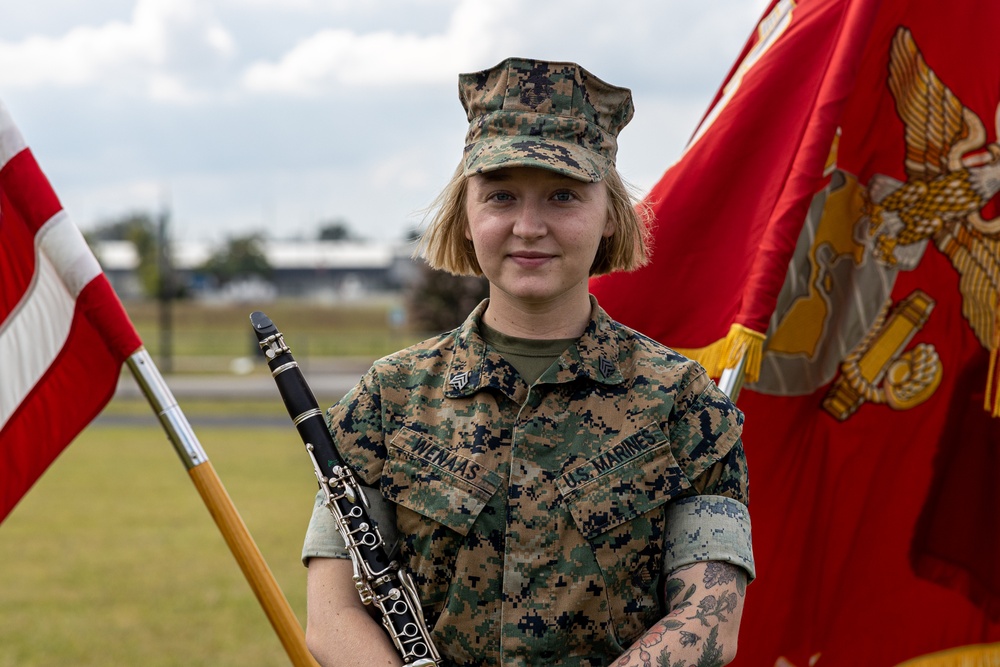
250, 311, 441, 667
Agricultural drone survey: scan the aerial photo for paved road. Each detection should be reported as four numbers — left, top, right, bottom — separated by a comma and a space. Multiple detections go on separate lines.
98, 358, 373, 426
114, 356, 372, 399
112, 371, 364, 401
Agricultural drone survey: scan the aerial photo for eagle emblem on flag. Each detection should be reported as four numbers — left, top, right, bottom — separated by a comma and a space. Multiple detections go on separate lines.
866, 26, 1000, 351
754, 25, 1000, 417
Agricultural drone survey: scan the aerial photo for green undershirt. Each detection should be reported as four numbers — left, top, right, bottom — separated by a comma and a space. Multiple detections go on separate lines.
479, 321, 577, 385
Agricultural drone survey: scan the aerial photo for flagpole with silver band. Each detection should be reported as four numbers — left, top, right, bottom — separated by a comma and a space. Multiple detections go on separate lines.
126, 348, 320, 667
717, 351, 748, 401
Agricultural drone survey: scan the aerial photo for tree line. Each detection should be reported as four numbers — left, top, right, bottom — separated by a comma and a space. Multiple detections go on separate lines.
85, 212, 487, 333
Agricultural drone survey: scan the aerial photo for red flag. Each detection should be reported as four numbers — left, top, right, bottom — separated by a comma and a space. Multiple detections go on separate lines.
593, 0, 1000, 665
0, 101, 142, 523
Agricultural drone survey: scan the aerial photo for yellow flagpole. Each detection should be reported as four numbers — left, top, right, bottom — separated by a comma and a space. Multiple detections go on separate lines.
126, 348, 319, 667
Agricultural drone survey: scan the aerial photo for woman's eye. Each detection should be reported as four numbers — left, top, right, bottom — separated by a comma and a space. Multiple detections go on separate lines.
488, 191, 514, 202
552, 191, 576, 202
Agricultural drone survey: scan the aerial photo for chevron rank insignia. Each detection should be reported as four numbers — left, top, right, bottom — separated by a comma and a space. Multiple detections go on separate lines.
449, 371, 470, 391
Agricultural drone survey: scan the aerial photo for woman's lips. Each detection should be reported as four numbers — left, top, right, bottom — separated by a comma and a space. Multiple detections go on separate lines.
508, 251, 554, 267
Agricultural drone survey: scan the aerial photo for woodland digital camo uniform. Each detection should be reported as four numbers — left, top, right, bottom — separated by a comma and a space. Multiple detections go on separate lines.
303, 298, 755, 666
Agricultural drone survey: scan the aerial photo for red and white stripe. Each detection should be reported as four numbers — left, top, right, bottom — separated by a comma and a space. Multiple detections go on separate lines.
0, 101, 141, 522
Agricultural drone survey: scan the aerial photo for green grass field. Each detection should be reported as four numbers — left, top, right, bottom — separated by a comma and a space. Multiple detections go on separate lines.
122, 297, 423, 363
0, 298, 427, 665
0, 420, 321, 666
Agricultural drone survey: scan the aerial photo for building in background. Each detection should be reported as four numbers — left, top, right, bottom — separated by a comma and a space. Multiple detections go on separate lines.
93, 238, 419, 302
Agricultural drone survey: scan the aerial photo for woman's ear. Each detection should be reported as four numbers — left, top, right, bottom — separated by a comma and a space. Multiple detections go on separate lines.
602, 182, 616, 238
603, 215, 616, 238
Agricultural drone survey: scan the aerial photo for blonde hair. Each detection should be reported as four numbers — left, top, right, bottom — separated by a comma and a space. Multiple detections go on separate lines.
416, 165, 652, 277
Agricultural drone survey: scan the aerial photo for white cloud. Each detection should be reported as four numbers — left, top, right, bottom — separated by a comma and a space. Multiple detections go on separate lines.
238, 0, 773, 99
206, 25, 237, 57
147, 73, 199, 103
5, 0, 776, 243
0, 20, 161, 87
218, 0, 354, 10
0, 0, 236, 99
241, 0, 500, 93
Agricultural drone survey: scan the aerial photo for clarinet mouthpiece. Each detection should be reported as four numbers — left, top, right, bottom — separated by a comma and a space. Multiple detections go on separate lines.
249, 311, 277, 340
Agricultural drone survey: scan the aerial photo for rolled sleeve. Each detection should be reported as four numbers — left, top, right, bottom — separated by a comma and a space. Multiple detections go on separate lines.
301, 486, 402, 566
301, 490, 350, 565
662, 494, 756, 582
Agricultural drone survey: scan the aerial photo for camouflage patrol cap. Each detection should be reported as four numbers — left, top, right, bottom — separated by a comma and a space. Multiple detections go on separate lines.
459, 58, 634, 182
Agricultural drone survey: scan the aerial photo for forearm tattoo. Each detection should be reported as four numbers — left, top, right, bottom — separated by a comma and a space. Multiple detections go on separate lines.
613, 562, 747, 667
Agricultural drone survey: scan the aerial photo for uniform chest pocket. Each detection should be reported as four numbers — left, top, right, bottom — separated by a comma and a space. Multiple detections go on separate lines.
384, 427, 501, 533
382, 427, 502, 613
556, 423, 692, 649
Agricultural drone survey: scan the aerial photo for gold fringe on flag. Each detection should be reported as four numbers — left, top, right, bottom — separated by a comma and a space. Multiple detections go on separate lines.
895, 643, 1000, 667
674, 323, 767, 384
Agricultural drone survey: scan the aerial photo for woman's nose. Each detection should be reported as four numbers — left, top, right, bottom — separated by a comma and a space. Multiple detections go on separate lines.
512, 201, 547, 239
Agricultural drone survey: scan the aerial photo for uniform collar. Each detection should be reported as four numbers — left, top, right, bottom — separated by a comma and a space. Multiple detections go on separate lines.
444, 296, 624, 401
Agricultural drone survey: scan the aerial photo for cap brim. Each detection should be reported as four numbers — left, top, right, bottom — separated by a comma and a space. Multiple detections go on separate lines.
463, 136, 610, 183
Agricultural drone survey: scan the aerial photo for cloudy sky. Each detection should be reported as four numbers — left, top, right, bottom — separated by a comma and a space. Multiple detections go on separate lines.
1, 0, 770, 245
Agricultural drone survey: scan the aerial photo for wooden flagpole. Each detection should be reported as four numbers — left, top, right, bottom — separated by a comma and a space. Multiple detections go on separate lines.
126, 348, 319, 667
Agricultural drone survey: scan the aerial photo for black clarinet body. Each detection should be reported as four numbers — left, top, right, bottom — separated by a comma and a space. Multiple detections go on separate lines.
250, 311, 440, 667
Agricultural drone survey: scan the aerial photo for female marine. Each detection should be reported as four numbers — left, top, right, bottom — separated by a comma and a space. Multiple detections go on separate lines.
302, 58, 754, 667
